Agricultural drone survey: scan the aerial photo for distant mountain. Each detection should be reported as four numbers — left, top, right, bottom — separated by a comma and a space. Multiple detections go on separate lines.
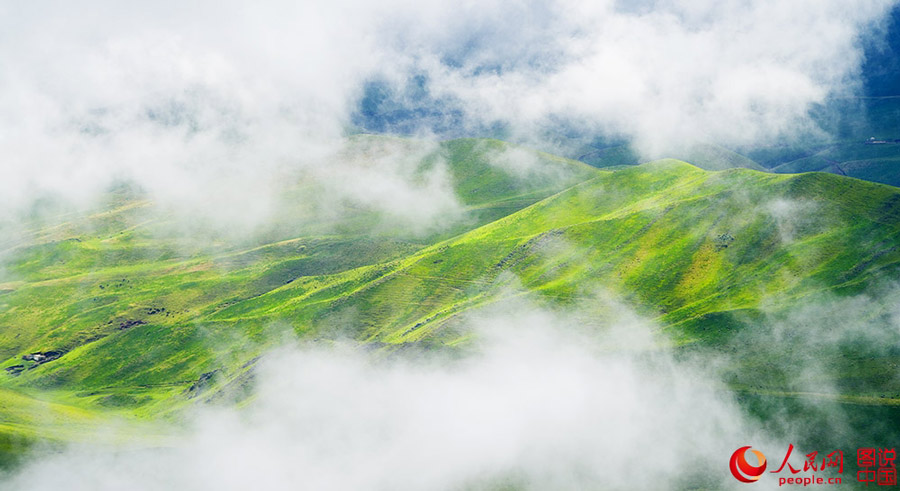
703, 6, 900, 185
862, 5, 900, 98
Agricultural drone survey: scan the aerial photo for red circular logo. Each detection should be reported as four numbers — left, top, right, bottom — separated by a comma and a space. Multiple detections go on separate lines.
730, 446, 767, 483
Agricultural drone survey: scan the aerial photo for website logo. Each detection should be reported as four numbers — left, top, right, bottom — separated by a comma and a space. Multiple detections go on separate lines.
728, 444, 853, 486
731, 446, 768, 483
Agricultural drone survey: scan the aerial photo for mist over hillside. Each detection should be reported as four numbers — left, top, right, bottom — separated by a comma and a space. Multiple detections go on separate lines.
1, 1, 900, 490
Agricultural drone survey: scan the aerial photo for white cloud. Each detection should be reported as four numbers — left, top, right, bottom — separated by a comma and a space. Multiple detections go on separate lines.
3, 297, 775, 490
311, 137, 464, 234
420, 0, 896, 155
0, 0, 896, 226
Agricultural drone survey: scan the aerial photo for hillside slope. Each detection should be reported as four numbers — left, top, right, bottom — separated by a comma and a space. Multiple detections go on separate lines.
575, 141, 766, 172
1, 142, 899, 464
0, 136, 599, 459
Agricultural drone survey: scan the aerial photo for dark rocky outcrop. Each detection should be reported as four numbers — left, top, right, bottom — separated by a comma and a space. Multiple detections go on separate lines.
184, 370, 220, 398
714, 233, 735, 250
22, 351, 63, 364
117, 319, 146, 330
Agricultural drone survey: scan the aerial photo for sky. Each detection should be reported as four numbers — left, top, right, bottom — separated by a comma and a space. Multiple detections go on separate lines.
0, 0, 898, 224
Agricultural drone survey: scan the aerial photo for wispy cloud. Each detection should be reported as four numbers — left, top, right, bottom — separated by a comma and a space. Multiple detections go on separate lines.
3, 296, 773, 490
0, 0, 896, 224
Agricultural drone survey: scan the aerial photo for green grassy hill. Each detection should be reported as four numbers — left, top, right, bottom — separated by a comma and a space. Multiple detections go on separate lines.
0, 136, 599, 450
1, 137, 899, 465
575, 141, 766, 172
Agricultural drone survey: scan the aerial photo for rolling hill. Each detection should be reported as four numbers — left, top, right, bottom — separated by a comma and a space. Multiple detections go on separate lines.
1, 136, 899, 467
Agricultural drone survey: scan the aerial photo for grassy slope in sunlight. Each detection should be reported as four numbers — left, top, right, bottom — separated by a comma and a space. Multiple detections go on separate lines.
1, 136, 899, 465
0, 136, 598, 455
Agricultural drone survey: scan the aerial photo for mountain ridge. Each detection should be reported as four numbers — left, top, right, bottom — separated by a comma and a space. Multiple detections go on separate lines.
1, 139, 899, 467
